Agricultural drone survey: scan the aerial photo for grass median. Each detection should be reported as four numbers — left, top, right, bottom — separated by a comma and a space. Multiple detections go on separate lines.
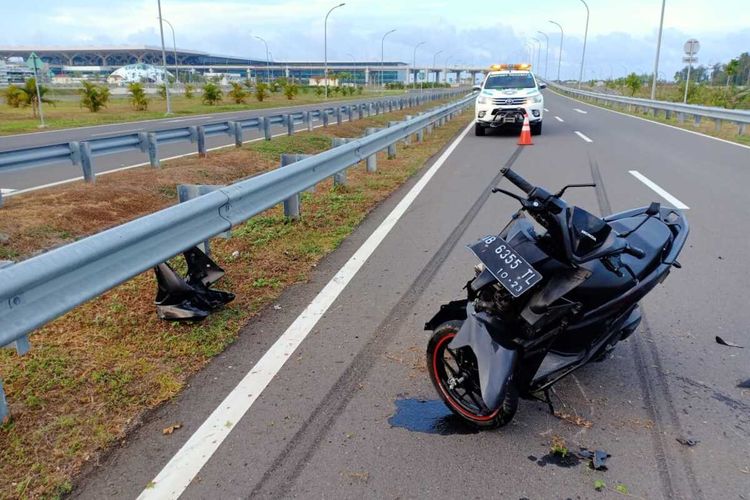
0, 98, 471, 499
0, 89, 409, 136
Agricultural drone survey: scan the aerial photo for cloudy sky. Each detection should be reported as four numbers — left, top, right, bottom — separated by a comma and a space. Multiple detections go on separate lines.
1, 0, 749, 80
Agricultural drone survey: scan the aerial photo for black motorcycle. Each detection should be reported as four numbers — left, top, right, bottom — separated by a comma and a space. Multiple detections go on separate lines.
425, 168, 688, 428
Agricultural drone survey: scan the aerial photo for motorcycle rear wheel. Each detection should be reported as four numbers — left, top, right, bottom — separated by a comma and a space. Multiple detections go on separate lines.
427, 320, 518, 429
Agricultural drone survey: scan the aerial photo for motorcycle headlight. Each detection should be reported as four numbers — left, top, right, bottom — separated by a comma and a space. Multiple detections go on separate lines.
527, 94, 543, 105
477, 96, 490, 105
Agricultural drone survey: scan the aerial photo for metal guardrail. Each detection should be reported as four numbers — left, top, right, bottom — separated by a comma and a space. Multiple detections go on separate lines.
0, 92, 474, 420
547, 81, 750, 135
0, 90, 465, 202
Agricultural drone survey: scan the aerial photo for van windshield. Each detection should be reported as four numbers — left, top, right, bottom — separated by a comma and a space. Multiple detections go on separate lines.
484, 73, 536, 90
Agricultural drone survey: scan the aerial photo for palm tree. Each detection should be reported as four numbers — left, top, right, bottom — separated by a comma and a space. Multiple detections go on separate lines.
726, 59, 740, 87
20, 78, 55, 117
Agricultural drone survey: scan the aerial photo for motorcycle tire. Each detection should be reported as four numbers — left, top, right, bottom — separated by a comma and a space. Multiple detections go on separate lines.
427, 320, 518, 429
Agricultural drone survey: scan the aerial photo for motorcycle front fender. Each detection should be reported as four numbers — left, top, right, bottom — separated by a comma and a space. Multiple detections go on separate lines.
424, 299, 468, 331
449, 302, 518, 411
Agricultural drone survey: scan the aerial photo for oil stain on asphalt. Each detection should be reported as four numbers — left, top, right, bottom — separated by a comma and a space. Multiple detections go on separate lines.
388, 398, 479, 435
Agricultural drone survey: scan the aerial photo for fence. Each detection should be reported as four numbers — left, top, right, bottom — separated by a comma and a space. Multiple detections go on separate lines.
546, 81, 750, 135
0, 90, 465, 205
0, 92, 475, 420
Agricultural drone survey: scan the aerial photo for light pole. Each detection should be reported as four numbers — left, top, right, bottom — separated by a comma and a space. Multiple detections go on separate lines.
412, 41, 425, 89
381, 28, 396, 90
158, 17, 178, 85
577, 0, 589, 89
324, 2, 346, 99
530, 39, 541, 72
432, 50, 443, 85
537, 31, 550, 79
651, 0, 666, 99
156, 0, 171, 114
549, 20, 564, 82
254, 36, 270, 84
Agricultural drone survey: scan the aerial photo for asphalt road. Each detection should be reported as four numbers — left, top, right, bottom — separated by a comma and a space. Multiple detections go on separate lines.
71, 90, 750, 499
0, 91, 439, 193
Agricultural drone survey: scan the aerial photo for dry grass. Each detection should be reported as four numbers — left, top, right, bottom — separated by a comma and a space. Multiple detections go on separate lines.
0, 99, 470, 499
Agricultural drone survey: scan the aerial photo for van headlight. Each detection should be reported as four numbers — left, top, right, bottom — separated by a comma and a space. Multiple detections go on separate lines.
527, 94, 543, 104
477, 96, 490, 105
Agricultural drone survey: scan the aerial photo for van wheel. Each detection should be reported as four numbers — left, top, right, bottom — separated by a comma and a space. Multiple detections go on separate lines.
531, 121, 542, 136
475, 123, 486, 136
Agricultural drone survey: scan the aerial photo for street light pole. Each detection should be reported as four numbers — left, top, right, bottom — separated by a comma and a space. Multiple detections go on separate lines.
381, 28, 396, 91
159, 17, 179, 85
537, 31, 550, 79
156, 0, 171, 114
651, 0, 666, 99
324, 2, 346, 99
530, 39, 541, 72
432, 50, 443, 85
577, 0, 589, 89
412, 41, 425, 90
549, 20, 564, 82
254, 36, 270, 84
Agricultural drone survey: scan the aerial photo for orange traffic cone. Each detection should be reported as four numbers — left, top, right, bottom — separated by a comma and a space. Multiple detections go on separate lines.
518, 114, 533, 146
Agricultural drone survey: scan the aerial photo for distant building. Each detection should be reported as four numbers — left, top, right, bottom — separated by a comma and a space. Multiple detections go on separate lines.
107, 63, 172, 84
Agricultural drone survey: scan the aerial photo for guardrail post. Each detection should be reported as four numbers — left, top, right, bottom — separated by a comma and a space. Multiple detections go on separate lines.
677, 112, 685, 124
694, 115, 702, 127
147, 132, 160, 168
286, 115, 295, 136
364, 127, 379, 173
196, 126, 207, 157
336, 107, 342, 125
322, 110, 329, 127
80, 142, 95, 183
177, 184, 230, 253
403, 115, 413, 145
303, 111, 312, 132
229, 121, 243, 147
358, 104, 364, 120
714, 119, 722, 133
281, 153, 315, 194
739, 123, 746, 136
387, 121, 399, 158
416, 113, 425, 143
1, 378, 8, 424
331, 137, 352, 186
263, 117, 272, 140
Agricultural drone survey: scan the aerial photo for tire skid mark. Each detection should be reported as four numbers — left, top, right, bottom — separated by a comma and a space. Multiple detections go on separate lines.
590, 157, 703, 500
250, 145, 525, 498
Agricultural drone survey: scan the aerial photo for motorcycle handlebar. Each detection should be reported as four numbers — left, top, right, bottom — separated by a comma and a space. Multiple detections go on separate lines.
501, 167, 535, 195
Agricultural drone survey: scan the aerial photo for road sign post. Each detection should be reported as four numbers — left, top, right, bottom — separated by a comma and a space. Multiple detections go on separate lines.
682, 39, 700, 104
26, 52, 46, 128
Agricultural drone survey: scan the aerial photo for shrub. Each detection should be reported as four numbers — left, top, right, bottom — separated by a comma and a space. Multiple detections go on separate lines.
202, 82, 223, 105
255, 82, 269, 102
157, 83, 167, 100
314, 85, 324, 96
127, 83, 149, 111
228, 82, 248, 104
283, 83, 298, 100
79, 81, 110, 112
4, 84, 25, 108
184, 83, 194, 99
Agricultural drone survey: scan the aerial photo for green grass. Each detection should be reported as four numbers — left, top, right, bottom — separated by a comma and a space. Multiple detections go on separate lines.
0, 89, 408, 135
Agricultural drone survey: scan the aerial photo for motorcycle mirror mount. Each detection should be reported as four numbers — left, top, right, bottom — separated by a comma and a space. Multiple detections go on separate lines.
554, 183, 596, 198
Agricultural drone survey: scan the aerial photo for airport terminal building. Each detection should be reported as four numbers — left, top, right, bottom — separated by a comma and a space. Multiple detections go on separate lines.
0, 45, 411, 86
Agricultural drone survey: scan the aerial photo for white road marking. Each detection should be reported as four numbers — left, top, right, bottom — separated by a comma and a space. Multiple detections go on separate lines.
549, 88, 750, 151
574, 131, 593, 143
137, 121, 475, 500
543, 107, 549, 112
574, 108, 587, 114
3, 120, 335, 198
91, 129, 141, 137
555, 116, 564, 122
629, 170, 690, 209
1, 188, 15, 194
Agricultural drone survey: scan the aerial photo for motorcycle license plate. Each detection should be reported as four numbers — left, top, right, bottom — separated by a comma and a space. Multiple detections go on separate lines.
468, 236, 543, 297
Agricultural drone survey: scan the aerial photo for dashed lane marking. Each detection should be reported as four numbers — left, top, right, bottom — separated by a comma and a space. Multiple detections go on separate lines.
574, 131, 593, 142
629, 170, 690, 210
555, 116, 564, 122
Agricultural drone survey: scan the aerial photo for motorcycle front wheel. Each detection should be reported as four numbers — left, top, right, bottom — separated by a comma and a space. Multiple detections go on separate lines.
427, 320, 518, 429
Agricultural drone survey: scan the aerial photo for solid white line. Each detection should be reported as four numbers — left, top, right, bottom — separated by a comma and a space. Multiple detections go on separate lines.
137, 121, 474, 500
91, 129, 141, 137
574, 108, 587, 114
574, 131, 593, 143
0, 188, 15, 194
555, 116, 564, 122
3, 121, 332, 198
549, 89, 750, 151
629, 170, 689, 209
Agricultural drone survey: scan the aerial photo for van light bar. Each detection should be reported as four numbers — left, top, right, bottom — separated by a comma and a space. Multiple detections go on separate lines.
489, 63, 532, 71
